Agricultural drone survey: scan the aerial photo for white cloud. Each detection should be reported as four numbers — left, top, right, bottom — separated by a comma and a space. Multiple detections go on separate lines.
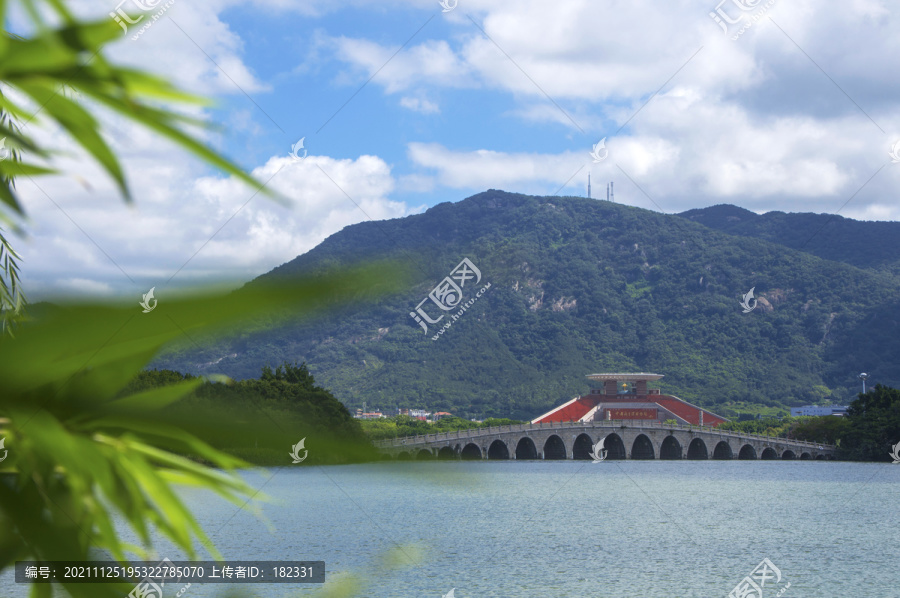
62, 0, 269, 96
323, 0, 900, 217
400, 96, 440, 113
406, 85, 898, 215
327, 1, 759, 102
407, 142, 586, 192
333, 37, 477, 94
187, 153, 408, 268
15, 111, 412, 298
7, 1, 416, 298
10, 0, 900, 300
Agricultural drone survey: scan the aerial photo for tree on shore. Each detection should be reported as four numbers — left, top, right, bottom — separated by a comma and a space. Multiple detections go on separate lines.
840, 384, 900, 461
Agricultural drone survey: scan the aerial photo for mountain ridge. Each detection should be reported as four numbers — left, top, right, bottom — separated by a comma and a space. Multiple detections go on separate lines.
154, 190, 900, 420
678, 204, 900, 274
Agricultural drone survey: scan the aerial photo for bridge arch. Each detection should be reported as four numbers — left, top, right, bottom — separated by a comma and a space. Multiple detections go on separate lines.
460, 443, 482, 460
631, 434, 655, 460
761, 447, 778, 460
603, 433, 627, 459
573, 433, 594, 460
738, 445, 757, 460
660, 435, 682, 460
543, 435, 567, 460
488, 440, 510, 460
516, 437, 538, 460
380, 423, 835, 462
687, 438, 708, 460
713, 441, 733, 460
437, 446, 456, 460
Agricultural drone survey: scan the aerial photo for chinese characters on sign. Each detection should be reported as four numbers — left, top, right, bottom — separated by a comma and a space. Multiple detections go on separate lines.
728, 558, 790, 598
607, 409, 657, 420
409, 258, 491, 341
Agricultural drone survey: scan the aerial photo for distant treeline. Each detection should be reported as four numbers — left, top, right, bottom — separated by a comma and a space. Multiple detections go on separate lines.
126, 366, 898, 462
720, 384, 900, 461
122, 362, 376, 465
360, 416, 524, 441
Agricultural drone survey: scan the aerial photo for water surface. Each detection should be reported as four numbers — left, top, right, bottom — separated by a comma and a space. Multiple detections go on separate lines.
5, 461, 897, 597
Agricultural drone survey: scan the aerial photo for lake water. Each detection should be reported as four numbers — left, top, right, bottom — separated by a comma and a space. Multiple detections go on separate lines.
5, 461, 899, 597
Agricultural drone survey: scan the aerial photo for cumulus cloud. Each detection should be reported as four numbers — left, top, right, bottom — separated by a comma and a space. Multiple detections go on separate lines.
407, 143, 583, 191
333, 37, 477, 94
187, 154, 408, 268
10, 0, 900, 299
9, 0, 417, 298
400, 96, 440, 113
325, 0, 900, 217
61, 0, 270, 96
16, 114, 411, 298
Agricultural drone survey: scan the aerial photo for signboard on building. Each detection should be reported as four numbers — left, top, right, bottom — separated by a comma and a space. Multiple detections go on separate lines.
606, 408, 657, 420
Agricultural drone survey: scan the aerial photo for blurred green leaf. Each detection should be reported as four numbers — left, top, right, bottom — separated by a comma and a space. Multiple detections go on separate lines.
0, 261, 412, 598
0, 9, 284, 227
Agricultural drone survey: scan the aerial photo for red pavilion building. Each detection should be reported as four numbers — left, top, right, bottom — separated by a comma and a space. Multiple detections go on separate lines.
531, 373, 728, 426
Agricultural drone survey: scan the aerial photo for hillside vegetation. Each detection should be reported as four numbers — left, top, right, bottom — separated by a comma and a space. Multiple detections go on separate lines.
678, 204, 900, 275
154, 190, 900, 421
123, 363, 375, 465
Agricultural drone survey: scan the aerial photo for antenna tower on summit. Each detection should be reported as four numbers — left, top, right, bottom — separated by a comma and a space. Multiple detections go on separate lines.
588, 173, 591, 199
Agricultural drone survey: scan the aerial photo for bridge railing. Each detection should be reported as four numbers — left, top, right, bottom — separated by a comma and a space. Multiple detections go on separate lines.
371, 420, 835, 451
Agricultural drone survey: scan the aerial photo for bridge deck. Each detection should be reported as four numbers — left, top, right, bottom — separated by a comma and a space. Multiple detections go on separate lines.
374, 420, 836, 459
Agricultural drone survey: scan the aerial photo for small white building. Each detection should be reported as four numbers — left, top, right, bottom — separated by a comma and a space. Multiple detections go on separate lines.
396, 408, 429, 420
790, 405, 848, 417
354, 410, 384, 419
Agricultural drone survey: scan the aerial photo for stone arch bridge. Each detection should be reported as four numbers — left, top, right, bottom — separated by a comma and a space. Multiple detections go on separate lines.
374, 420, 836, 461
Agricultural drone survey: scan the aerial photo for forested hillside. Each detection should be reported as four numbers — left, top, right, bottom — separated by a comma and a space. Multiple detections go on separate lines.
123, 363, 375, 464
678, 204, 900, 275
153, 190, 900, 421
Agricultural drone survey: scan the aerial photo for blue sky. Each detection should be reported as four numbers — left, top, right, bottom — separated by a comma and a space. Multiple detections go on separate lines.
9, 0, 900, 298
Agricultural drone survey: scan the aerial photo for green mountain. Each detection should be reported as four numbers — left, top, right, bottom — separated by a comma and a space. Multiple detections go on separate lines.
678, 204, 900, 275
154, 190, 900, 421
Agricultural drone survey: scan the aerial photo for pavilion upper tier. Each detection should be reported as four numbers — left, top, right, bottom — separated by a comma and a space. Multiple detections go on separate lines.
587, 373, 663, 396
586, 373, 664, 382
